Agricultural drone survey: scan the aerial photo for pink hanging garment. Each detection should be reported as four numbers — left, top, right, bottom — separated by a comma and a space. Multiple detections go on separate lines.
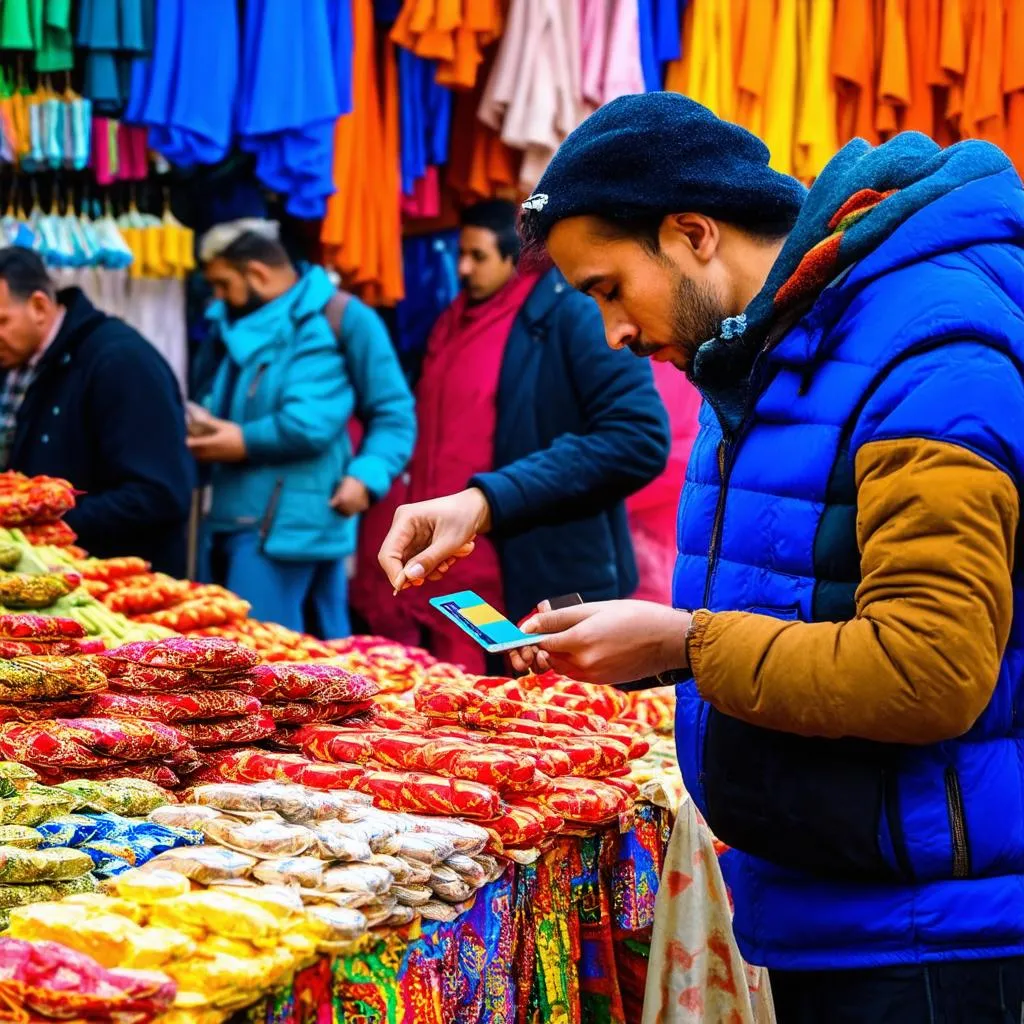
91, 116, 113, 185
118, 124, 149, 180
400, 166, 441, 218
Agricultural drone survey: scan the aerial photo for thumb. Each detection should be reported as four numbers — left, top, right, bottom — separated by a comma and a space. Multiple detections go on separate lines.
404, 534, 468, 582
520, 605, 594, 636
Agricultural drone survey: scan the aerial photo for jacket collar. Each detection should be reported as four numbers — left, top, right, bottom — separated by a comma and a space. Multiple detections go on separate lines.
517, 268, 571, 335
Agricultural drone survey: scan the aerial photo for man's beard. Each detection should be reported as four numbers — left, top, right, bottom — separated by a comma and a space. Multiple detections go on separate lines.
225, 286, 266, 323
628, 274, 727, 372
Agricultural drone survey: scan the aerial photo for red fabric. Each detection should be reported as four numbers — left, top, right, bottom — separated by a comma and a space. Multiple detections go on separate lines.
351, 273, 540, 673
626, 361, 702, 604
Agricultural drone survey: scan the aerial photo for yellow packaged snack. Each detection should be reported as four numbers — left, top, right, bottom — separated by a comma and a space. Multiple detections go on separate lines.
198, 935, 259, 960
0, 825, 42, 849
115, 868, 192, 904
61, 892, 147, 922
149, 890, 280, 941
206, 883, 303, 921
301, 904, 367, 942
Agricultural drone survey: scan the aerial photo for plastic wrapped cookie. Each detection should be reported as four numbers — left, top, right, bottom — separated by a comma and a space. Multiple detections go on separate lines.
252, 856, 324, 889
200, 818, 314, 859
142, 845, 255, 883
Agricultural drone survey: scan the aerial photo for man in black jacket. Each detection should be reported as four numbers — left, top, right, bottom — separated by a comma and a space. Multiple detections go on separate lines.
0, 249, 194, 575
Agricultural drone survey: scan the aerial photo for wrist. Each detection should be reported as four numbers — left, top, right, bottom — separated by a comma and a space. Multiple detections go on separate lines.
656, 608, 693, 677
465, 487, 492, 534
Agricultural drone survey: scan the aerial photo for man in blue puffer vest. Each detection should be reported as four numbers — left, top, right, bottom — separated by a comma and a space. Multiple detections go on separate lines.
390, 92, 1024, 1020
190, 220, 415, 637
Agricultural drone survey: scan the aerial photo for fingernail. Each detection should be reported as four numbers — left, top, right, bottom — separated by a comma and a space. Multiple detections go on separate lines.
406, 564, 425, 580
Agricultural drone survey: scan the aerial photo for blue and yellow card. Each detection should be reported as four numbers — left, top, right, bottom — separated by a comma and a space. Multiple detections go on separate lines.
429, 590, 551, 654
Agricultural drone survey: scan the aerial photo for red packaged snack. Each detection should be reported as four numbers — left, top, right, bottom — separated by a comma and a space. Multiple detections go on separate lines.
533, 777, 632, 824
0, 717, 192, 768
354, 769, 503, 820
100, 637, 260, 675
77, 557, 151, 583
0, 937, 176, 1021
186, 747, 363, 789
0, 614, 86, 641
88, 690, 262, 723
261, 698, 375, 725
240, 663, 379, 703
34, 761, 182, 789
0, 473, 76, 525
103, 576, 192, 616
0, 696, 93, 723
174, 712, 276, 749
18, 519, 78, 547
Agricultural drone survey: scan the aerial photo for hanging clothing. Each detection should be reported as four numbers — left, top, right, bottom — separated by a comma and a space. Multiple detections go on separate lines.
793, 0, 836, 180
478, 0, 584, 190
78, 0, 153, 115
397, 50, 453, 198
125, 0, 237, 167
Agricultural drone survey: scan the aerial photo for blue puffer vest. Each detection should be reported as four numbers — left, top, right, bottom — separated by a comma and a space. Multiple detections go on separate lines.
673, 154, 1024, 969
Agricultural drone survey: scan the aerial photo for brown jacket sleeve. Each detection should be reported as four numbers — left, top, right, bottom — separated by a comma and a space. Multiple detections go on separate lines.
687, 437, 1019, 744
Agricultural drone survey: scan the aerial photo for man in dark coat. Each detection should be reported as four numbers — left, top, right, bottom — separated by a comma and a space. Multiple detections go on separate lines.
0, 248, 194, 575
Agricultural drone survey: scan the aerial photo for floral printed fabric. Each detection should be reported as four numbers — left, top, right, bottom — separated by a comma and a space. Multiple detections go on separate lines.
641, 798, 776, 1024
0, 614, 85, 641
354, 769, 503, 820
99, 637, 260, 674
261, 699, 376, 725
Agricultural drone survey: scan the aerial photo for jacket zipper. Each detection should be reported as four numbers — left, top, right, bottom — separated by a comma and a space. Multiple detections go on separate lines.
702, 439, 733, 607
259, 479, 284, 551
944, 766, 971, 879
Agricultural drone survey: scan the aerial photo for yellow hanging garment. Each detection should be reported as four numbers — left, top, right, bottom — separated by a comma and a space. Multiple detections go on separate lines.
794, 0, 838, 180
763, 0, 799, 176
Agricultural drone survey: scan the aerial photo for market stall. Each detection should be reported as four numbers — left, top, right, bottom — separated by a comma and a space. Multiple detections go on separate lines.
0, 470, 776, 1024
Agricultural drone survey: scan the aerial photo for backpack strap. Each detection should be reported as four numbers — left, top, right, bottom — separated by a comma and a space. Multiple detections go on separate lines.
323, 290, 352, 349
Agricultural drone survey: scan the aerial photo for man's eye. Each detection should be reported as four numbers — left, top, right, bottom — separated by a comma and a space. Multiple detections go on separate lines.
603, 287, 619, 302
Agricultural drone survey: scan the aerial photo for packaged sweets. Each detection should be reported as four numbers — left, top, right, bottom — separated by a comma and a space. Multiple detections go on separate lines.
391, 883, 432, 907
101, 637, 260, 675
148, 890, 280, 941
61, 892, 148, 922
377, 832, 455, 866
384, 905, 416, 928
114, 868, 192, 903
0, 572, 73, 608
200, 818, 314, 859
0, 761, 36, 788
56, 778, 170, 817
301, 904, 367, 942
241, 663, 379, 703
149, 804, 225, 830
207, 883, 304, 920
88, 689, 262, 723
0, 825, 42, 849
319, 864, 392, 896
445, 853, 488, 886
0, 784, 77, 826
419, 899, 466, 923
360, 897, 397, 928
190, 784, 262, 813
0, 614, 86, 641
175, 714, 275, 749
404, 814, 490, 855
366, 853, 416, 884
429, 865, 474, 903
298, 887, 375, 910
252, 856, 324, 889
0, 657, 106, 703
143, 845, 254, 883
309, 822, 372, 862
0, 844, 93, 882
35, 814, 102, 848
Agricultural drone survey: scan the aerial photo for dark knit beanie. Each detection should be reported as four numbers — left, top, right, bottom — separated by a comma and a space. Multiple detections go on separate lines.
520, 92, 807, 245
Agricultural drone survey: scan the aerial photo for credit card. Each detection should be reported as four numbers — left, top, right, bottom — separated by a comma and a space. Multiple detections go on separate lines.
429, 590, 551, 654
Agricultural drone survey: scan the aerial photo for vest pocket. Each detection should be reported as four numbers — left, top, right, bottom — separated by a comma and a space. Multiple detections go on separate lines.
702, 708, 911, 881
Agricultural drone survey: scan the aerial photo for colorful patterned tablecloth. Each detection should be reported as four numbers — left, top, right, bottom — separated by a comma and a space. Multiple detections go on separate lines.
239, 799, 770, 1024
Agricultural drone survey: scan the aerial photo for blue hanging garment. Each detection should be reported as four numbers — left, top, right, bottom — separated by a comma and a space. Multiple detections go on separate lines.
395, 232, 459, 358
78, 0, 154, 115
398, 51, 452, 197
126, 0, 237, 169
237, 0, 346, 218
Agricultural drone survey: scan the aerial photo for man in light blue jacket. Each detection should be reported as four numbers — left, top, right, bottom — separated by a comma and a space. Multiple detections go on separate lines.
189, 220, 415, 636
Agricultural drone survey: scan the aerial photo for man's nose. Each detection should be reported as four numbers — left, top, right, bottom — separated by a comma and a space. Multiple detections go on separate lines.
605, 318, 638, 351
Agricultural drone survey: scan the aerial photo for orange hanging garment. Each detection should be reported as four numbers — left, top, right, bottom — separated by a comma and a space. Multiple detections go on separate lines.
762, 0, 799, 175
734, 0, 773, 136
833, 0, 880, 144
664, 1, 696, 96
937, 0, 967, 142
1005, 0, 1024, 172
902, 0, 939, 135
959, 0, 1005, 148
876, 0, 910, 137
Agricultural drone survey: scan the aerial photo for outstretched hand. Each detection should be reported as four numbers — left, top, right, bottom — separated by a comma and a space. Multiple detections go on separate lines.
510, 599, 692, 685
378, 488, 491, 592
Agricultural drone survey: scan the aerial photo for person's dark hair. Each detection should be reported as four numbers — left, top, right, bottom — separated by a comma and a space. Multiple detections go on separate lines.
0, 248, 55, 301
460, 200, 521, 263
214, 230, 291, 269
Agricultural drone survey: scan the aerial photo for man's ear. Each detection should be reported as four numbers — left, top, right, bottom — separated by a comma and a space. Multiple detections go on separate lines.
659, 213, 720, 264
